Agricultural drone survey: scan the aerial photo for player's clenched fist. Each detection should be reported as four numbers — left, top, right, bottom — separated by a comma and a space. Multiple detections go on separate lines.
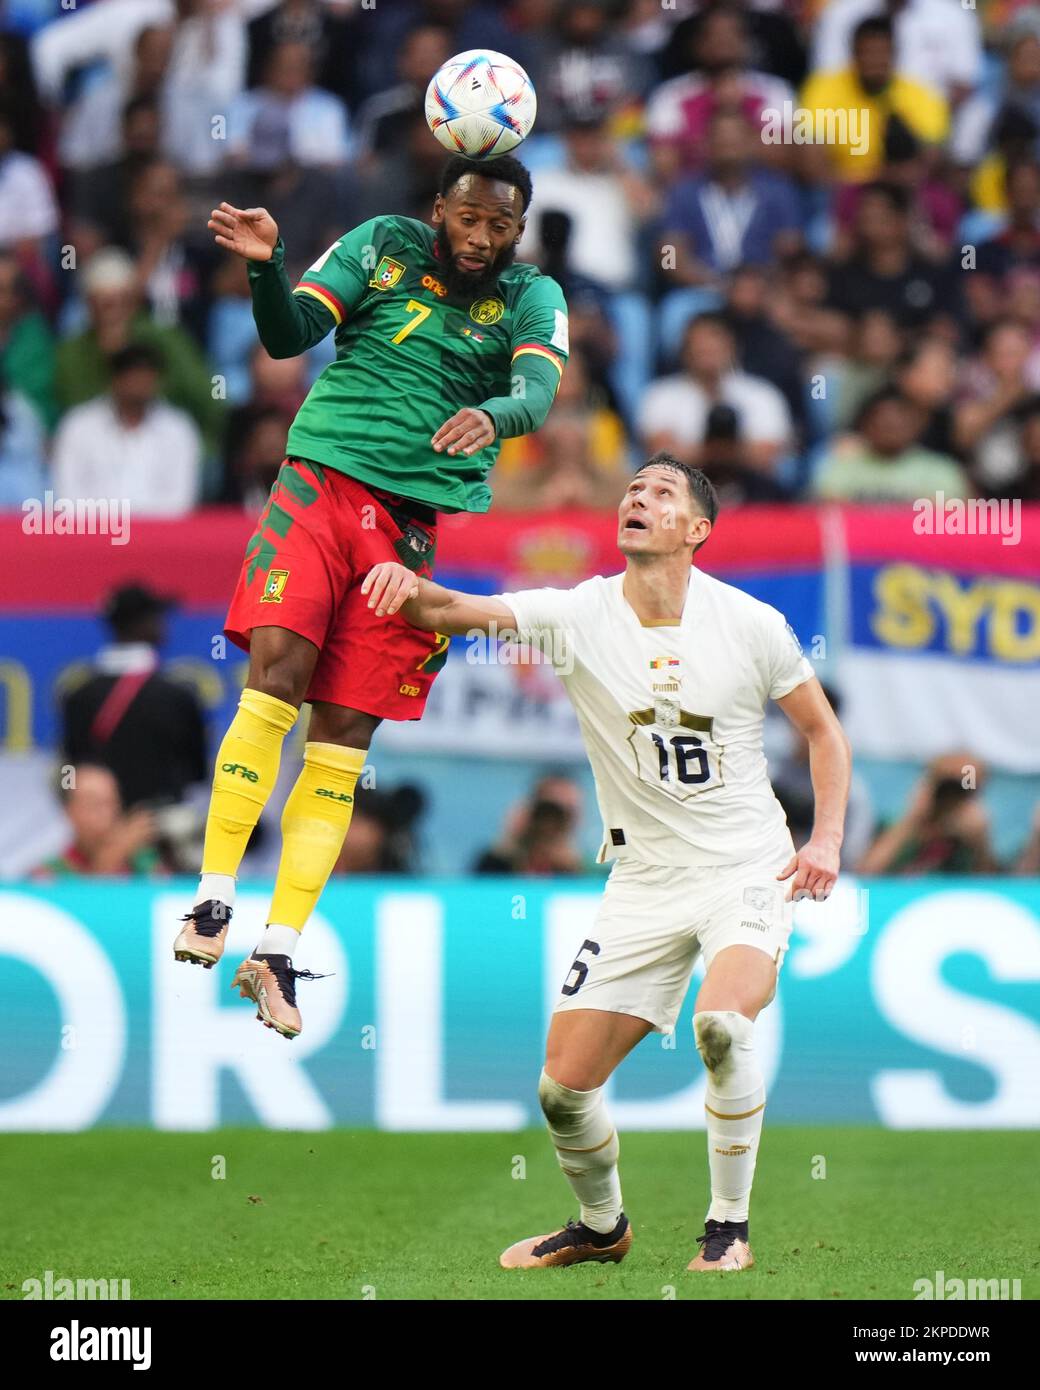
208, 202, 279, 262
362, 562, 420, 616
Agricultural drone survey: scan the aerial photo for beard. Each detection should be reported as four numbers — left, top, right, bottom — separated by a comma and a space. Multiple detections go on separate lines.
435, 221, 517, 299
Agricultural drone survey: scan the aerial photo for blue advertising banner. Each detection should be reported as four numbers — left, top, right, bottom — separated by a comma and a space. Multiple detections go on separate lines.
0, 569, 825, 757
2, 878, 1038, 1132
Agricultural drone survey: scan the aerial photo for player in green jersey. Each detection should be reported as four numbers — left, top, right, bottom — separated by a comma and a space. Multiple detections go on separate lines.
173, 155, 569, 1037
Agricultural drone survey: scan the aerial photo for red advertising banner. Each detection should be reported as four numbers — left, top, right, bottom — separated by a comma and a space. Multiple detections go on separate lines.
0, 503, 828, 610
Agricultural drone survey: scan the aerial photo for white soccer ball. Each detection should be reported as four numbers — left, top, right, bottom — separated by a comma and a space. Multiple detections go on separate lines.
425, 49, 537, 158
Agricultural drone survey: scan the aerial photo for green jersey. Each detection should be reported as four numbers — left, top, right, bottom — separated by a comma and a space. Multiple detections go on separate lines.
246, 215, 569, 513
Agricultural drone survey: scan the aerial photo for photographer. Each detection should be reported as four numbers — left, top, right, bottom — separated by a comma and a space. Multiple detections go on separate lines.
858, 752, 1000, 875
333, 783, 426, 876
32, 763, 163, 879
473, 773, 584, 877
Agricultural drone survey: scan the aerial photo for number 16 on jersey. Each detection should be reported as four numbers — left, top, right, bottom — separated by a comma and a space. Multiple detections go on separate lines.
628, 713, 724, 798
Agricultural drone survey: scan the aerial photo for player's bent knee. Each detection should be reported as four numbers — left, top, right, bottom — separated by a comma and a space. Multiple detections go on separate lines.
248, 667, 306, 710
309, 703, 382, 748
693, 1010, 736, 1073
538, 1068, 588, 1125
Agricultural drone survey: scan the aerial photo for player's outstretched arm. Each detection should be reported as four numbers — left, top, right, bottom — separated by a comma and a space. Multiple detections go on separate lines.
774, 676, 851, 901
208, 201, 334, 359
362, 562, 517, 637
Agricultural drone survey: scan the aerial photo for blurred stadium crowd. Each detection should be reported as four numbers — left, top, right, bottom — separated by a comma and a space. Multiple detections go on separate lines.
5, 0, 1040, 509
2, 0, 1039, 878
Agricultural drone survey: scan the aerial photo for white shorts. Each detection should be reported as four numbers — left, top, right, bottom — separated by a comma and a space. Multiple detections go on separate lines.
553, 847, 795, 1034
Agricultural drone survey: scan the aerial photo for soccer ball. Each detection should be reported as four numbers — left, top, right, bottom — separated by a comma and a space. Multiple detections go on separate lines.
425, 49, 537, 159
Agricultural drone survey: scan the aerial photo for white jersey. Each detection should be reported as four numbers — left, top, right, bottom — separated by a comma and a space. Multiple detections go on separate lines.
498, 567, 815, 867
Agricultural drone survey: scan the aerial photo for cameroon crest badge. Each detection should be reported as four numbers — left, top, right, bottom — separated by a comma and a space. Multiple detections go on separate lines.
261, 569, 290, 603
371, 256, 406, 291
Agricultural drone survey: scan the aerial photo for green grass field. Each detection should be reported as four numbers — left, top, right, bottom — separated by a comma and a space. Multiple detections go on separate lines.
1, 1128, 1036, 1300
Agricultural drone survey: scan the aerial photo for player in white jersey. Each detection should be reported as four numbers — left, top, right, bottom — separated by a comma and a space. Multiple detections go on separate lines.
362, 452, 851, 1275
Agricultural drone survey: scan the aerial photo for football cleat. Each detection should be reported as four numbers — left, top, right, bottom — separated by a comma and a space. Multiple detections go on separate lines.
499, 1213, 632, 1269
173, 900, 232, 968
231, 952, 326, 1039
687, 1217, 754, 1271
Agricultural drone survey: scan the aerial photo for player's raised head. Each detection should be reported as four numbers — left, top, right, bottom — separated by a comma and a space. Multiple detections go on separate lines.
618, 452, 719, 559
438, 153, 532, 216
432, 154, 532, 296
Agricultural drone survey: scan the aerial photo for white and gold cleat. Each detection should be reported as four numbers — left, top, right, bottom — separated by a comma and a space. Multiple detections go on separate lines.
500, 1214, 632, 1269
231, 952, 326, 1039
687, 1218, 754, 1271
173, 900, 231, 968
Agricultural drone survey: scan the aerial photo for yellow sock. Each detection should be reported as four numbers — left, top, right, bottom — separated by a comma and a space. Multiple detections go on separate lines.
201, 688, 299, 877
268, 741, 366, 932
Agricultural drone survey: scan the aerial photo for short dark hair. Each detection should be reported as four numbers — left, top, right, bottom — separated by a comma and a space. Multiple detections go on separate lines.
635, 450, 720, 543
683, 309, 735, 342
859, 180, 910, 216
852, 15, 893, 46
109, 342, 165, 377
853, 384, 910, 430
895, 334, 949, 374
439, 154, 533, 214
698, 2, 747, 36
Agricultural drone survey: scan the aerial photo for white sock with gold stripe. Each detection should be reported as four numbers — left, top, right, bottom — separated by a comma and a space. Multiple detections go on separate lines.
538, 1069, 623, 1234
694, 1010, 765, 1224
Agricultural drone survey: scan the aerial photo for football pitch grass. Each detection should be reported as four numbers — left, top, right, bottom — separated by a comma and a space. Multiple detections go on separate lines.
1, 1127, 1036, 1301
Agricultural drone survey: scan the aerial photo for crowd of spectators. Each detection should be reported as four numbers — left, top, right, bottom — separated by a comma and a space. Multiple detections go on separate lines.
2, 0, 1040, 514
42, 735, 1037, 877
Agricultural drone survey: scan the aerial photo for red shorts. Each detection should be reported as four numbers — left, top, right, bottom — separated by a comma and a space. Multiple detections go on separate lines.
225, 458, 447, 720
